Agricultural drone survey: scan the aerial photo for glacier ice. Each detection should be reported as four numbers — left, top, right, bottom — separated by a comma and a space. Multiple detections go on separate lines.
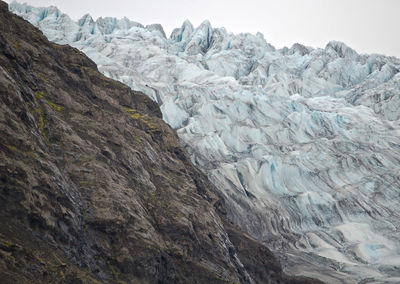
9, 1, 400, 283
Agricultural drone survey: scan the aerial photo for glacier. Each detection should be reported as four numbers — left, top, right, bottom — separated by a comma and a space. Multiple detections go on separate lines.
9, 1, 400, 283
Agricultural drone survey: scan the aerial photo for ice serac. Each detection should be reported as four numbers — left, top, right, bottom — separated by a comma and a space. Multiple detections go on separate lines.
170, 19, 194, 44
146, 23, 166, 38
184, 20, 212, 55
9, 1, 400, 283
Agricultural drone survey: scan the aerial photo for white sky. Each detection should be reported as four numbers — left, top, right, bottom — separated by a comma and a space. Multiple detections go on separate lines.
5, 0, 400, 57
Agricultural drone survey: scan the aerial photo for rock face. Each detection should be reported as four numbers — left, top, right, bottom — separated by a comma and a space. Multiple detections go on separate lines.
8, 2, 400, 283
0, 2, 322, 283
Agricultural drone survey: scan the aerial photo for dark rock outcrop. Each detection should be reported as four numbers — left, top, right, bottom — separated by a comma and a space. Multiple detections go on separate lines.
0, 2, 321, 283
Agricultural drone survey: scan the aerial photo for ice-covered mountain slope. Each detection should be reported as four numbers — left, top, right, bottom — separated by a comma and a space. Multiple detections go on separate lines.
9, 2, 400, 283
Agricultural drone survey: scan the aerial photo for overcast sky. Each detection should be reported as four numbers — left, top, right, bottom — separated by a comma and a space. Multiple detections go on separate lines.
5, 0, 400, 57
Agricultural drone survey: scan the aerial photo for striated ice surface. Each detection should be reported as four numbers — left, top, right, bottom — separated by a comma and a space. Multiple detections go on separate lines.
10, 2, 400, 283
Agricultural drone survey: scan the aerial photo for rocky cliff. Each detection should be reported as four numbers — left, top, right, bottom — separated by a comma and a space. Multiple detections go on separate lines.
0, 2, 320, 283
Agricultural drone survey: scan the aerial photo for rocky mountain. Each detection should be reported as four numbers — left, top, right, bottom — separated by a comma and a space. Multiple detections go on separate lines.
8, 1, 400, 283
0, 2, 322, 283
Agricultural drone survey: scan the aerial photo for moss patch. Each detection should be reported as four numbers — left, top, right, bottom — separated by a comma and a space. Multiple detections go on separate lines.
33, 90, 65, 147
145, 187, 176, 220
123, 107, 141, 120
7, 37, 21, 50
79, 180, 97, 188
34, 90, 45, 100
35, 90, 64, 112
107, 259, 128, 284
74, 155, 96, 165
0, 239, 21, 252
123, 107, 162, 133
4, 144, 35, 158
36, 107, 49, 143
48, 101, 64, 112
